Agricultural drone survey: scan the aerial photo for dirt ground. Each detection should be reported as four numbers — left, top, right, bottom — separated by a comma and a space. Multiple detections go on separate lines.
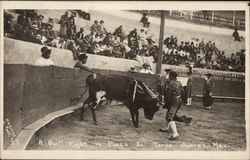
27, 100, 246, 151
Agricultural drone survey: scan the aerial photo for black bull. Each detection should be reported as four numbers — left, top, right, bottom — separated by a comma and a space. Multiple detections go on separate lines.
77, 73, 160, 128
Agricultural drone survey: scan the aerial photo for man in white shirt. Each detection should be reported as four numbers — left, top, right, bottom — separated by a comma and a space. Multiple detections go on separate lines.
35, 46, 55, 66
139, 63, 153, 74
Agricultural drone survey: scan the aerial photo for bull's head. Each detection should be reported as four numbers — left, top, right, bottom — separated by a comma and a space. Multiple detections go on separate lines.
143, 99, 160, 120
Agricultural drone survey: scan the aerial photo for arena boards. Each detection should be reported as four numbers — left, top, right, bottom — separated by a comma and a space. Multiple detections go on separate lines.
0, 1, 249, 160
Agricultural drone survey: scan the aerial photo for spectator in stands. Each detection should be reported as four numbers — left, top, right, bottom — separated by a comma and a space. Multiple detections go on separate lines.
4, 10, 245, 74
113, 25, 126, 41
75, 28, 89, 52
164, 36, 171, 48
74, 53, 93, 73
68, 11, 76, 26
91, 20, 100, 34
194, 39, 199, 48
45, 24, 56, 45
112, 34, 121, 46
67, 40, 80, 60
59, 23, 67, 41
17, 10, 31, 30
4, 13, 15, 35
112, 45, 123, 58
75, 27, 85, 44
232, 28, 241, 41
99, 20, 107, 34
59, 11, 69, 25
203, 73, 214, 110
84, 32, 94, 45
67, 12, 76, 39
67, 19, 76, 39
240, 49, 245, 66
37, 15, 44, 29
59, 11, 69, 39
28, 26, 43, 45
138, 29, 148, 49
139, 63, 153, 74
140, 13, 150, 28
35, 46, 55, 66
128, 28, 138, 41
102, 43, 113, 57
47, 18, 54, 27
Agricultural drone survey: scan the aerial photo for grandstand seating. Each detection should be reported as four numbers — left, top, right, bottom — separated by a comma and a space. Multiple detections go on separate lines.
4, 9, 245, 73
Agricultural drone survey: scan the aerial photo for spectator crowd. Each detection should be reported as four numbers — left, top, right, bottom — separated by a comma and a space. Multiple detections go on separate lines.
162, 36, 245, 72
4, 9, 245, 73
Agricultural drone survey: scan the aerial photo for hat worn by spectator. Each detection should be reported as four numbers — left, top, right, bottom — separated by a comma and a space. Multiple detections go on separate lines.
78, 53, 88, 60
143, 63, 149, 67
205, 73, 212, 76
41, 46, 52, 54
164, 68, 171, 72
7, 14, 14, 19
38, 15, 44, 19
100, 20, 104, 23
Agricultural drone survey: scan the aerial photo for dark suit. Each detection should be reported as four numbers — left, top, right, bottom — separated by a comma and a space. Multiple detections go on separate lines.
203, 77, 214, 107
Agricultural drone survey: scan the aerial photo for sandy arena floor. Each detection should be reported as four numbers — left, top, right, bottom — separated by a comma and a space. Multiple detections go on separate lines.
27, 101, 246, 151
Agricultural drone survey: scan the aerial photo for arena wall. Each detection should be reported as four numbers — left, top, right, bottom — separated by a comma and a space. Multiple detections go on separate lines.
3, 62, 245, 149
4, 37, 245, 82
3, 64, 88, 149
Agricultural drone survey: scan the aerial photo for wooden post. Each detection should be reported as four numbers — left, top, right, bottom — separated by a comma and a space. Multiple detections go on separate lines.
156, 10, 165, 74
211, 10, 214, 23
191, 11, 193, 20
233, 11, 235, 26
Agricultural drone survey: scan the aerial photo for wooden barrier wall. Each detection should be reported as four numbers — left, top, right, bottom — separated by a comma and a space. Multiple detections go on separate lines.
3, 64, 245, 149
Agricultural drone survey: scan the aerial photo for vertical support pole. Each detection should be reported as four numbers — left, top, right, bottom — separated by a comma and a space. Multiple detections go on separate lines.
191, 11, 193, 21
211, 10, 214, 23
170, 10, 172, 16
233, 11, 235, 26
156, 10, 165, 74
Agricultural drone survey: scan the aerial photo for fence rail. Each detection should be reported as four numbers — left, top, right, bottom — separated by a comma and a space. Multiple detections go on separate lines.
132, 10, 245, 31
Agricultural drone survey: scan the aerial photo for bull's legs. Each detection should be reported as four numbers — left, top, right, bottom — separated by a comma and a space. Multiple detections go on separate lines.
129, 110, 135, 126
129, 109, 139, 128
80, 97, 92, 121
135, 110, 139, 128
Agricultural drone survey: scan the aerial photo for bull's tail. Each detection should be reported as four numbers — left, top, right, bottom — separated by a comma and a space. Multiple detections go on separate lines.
70, 74, 91, 102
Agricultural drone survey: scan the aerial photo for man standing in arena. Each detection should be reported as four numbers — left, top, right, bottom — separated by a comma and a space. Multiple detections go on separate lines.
186, 71, 193, 106
159, 71, 192, 140
203, 73, 214, 110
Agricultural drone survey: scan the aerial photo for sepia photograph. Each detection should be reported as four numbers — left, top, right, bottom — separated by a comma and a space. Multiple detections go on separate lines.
0, 1, 249, 159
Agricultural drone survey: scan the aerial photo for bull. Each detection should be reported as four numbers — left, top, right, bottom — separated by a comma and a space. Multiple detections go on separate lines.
76, 73, 160, 128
